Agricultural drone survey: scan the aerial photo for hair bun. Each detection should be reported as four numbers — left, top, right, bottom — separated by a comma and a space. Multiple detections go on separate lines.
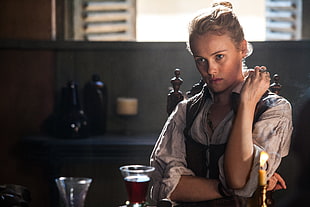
212, 1, 233, 9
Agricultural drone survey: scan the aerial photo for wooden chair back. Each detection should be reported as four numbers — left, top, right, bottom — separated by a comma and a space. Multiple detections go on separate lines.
167, 68, 282, 115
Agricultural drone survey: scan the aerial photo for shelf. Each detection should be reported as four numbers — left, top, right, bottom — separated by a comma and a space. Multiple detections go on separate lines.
21, 133, 158, 164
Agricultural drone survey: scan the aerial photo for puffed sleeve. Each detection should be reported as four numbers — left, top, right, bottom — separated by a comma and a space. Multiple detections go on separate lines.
219, 97, 293, 197
150, 100, 195, 201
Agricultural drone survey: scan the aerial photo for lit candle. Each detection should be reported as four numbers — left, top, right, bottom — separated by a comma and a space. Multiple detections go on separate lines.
116, 97, 138, 116
259, 151, 269, 186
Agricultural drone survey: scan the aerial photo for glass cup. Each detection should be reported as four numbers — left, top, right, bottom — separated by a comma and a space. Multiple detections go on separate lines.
119, 165, 155, 207
55, 177, 92, 207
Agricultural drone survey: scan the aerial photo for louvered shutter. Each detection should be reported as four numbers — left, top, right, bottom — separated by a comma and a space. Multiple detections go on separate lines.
266, 0, 302, 40
74, 0, 136, 41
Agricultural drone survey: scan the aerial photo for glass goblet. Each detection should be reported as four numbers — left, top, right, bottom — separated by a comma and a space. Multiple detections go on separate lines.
55, 177, 92, 207
119, 165, 155, 207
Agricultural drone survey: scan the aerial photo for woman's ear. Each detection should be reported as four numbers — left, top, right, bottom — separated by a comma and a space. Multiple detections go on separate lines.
240, 40, 248, 58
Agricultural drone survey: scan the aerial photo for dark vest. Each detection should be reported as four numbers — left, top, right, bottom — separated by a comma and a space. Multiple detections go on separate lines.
183, 86, 276, 179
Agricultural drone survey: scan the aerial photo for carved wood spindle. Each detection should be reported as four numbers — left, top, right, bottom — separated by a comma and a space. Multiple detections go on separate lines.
167, 68, 184, 115
269, 73, 282, 95
186, 79, 204, 98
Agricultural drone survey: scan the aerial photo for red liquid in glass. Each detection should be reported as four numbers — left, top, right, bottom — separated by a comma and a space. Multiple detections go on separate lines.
124, 176, 150, 204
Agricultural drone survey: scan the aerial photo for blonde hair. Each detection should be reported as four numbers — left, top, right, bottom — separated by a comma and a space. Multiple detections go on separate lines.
187, 1, 245, 53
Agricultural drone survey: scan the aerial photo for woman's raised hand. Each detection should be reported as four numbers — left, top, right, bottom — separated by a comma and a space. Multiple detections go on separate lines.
241, 66, 271, 105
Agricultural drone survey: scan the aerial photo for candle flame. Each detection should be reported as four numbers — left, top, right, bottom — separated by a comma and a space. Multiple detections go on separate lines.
260, 151, 269, 167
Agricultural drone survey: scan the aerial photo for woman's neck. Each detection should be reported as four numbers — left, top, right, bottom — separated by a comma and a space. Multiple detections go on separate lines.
213, 90, 232, 106
212, 80, 242, 106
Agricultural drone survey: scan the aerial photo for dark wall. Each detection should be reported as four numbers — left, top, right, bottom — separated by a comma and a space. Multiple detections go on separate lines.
247, 41, 310, 110
0, 0, 55, 206
0, 48, 55, 207
0, 0, 53, 40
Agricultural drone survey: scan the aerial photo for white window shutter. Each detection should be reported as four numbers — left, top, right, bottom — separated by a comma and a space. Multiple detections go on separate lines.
266, 0, 302, 40
74, 0, 136, 41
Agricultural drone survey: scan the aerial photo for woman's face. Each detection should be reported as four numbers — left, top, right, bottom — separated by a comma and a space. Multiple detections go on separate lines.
190, 32, 246, 94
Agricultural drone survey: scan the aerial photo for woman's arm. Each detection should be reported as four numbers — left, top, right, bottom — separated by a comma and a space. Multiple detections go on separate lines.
170, 176, 222, 202
224, 67, 271, 189
150, 101, 195, 201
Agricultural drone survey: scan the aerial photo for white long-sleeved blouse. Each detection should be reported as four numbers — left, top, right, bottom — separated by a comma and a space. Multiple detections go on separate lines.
150, 84, 293, 202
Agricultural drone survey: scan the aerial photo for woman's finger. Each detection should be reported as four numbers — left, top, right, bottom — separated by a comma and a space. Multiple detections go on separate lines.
274, 172, 287, 189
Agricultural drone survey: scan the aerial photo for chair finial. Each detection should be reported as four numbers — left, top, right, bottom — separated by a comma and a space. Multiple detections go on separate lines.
167, 68, 184, 115
270, 73, 282, 95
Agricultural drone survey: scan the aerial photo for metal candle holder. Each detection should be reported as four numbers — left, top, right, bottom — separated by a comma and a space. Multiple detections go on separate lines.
259, 185, 268, 207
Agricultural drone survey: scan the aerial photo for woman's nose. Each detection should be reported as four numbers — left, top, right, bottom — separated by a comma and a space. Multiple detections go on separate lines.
207, 62, 217, 75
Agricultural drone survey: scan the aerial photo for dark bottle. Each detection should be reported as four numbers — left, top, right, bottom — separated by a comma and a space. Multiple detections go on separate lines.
83, 74, 108, 135
57, 81, 89, 138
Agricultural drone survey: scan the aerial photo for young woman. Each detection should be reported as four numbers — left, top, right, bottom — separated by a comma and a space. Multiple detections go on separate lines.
150, 1, 292, 206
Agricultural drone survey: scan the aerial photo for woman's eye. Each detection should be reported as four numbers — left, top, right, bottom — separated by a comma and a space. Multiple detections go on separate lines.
196, 57, 207, 64
216, 54, 224, 60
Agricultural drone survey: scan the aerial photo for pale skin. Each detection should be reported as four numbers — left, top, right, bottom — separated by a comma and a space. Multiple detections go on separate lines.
170, 32, 285, 202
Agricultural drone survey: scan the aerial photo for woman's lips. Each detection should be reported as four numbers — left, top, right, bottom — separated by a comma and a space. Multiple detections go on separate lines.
209, 78, 223, 84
